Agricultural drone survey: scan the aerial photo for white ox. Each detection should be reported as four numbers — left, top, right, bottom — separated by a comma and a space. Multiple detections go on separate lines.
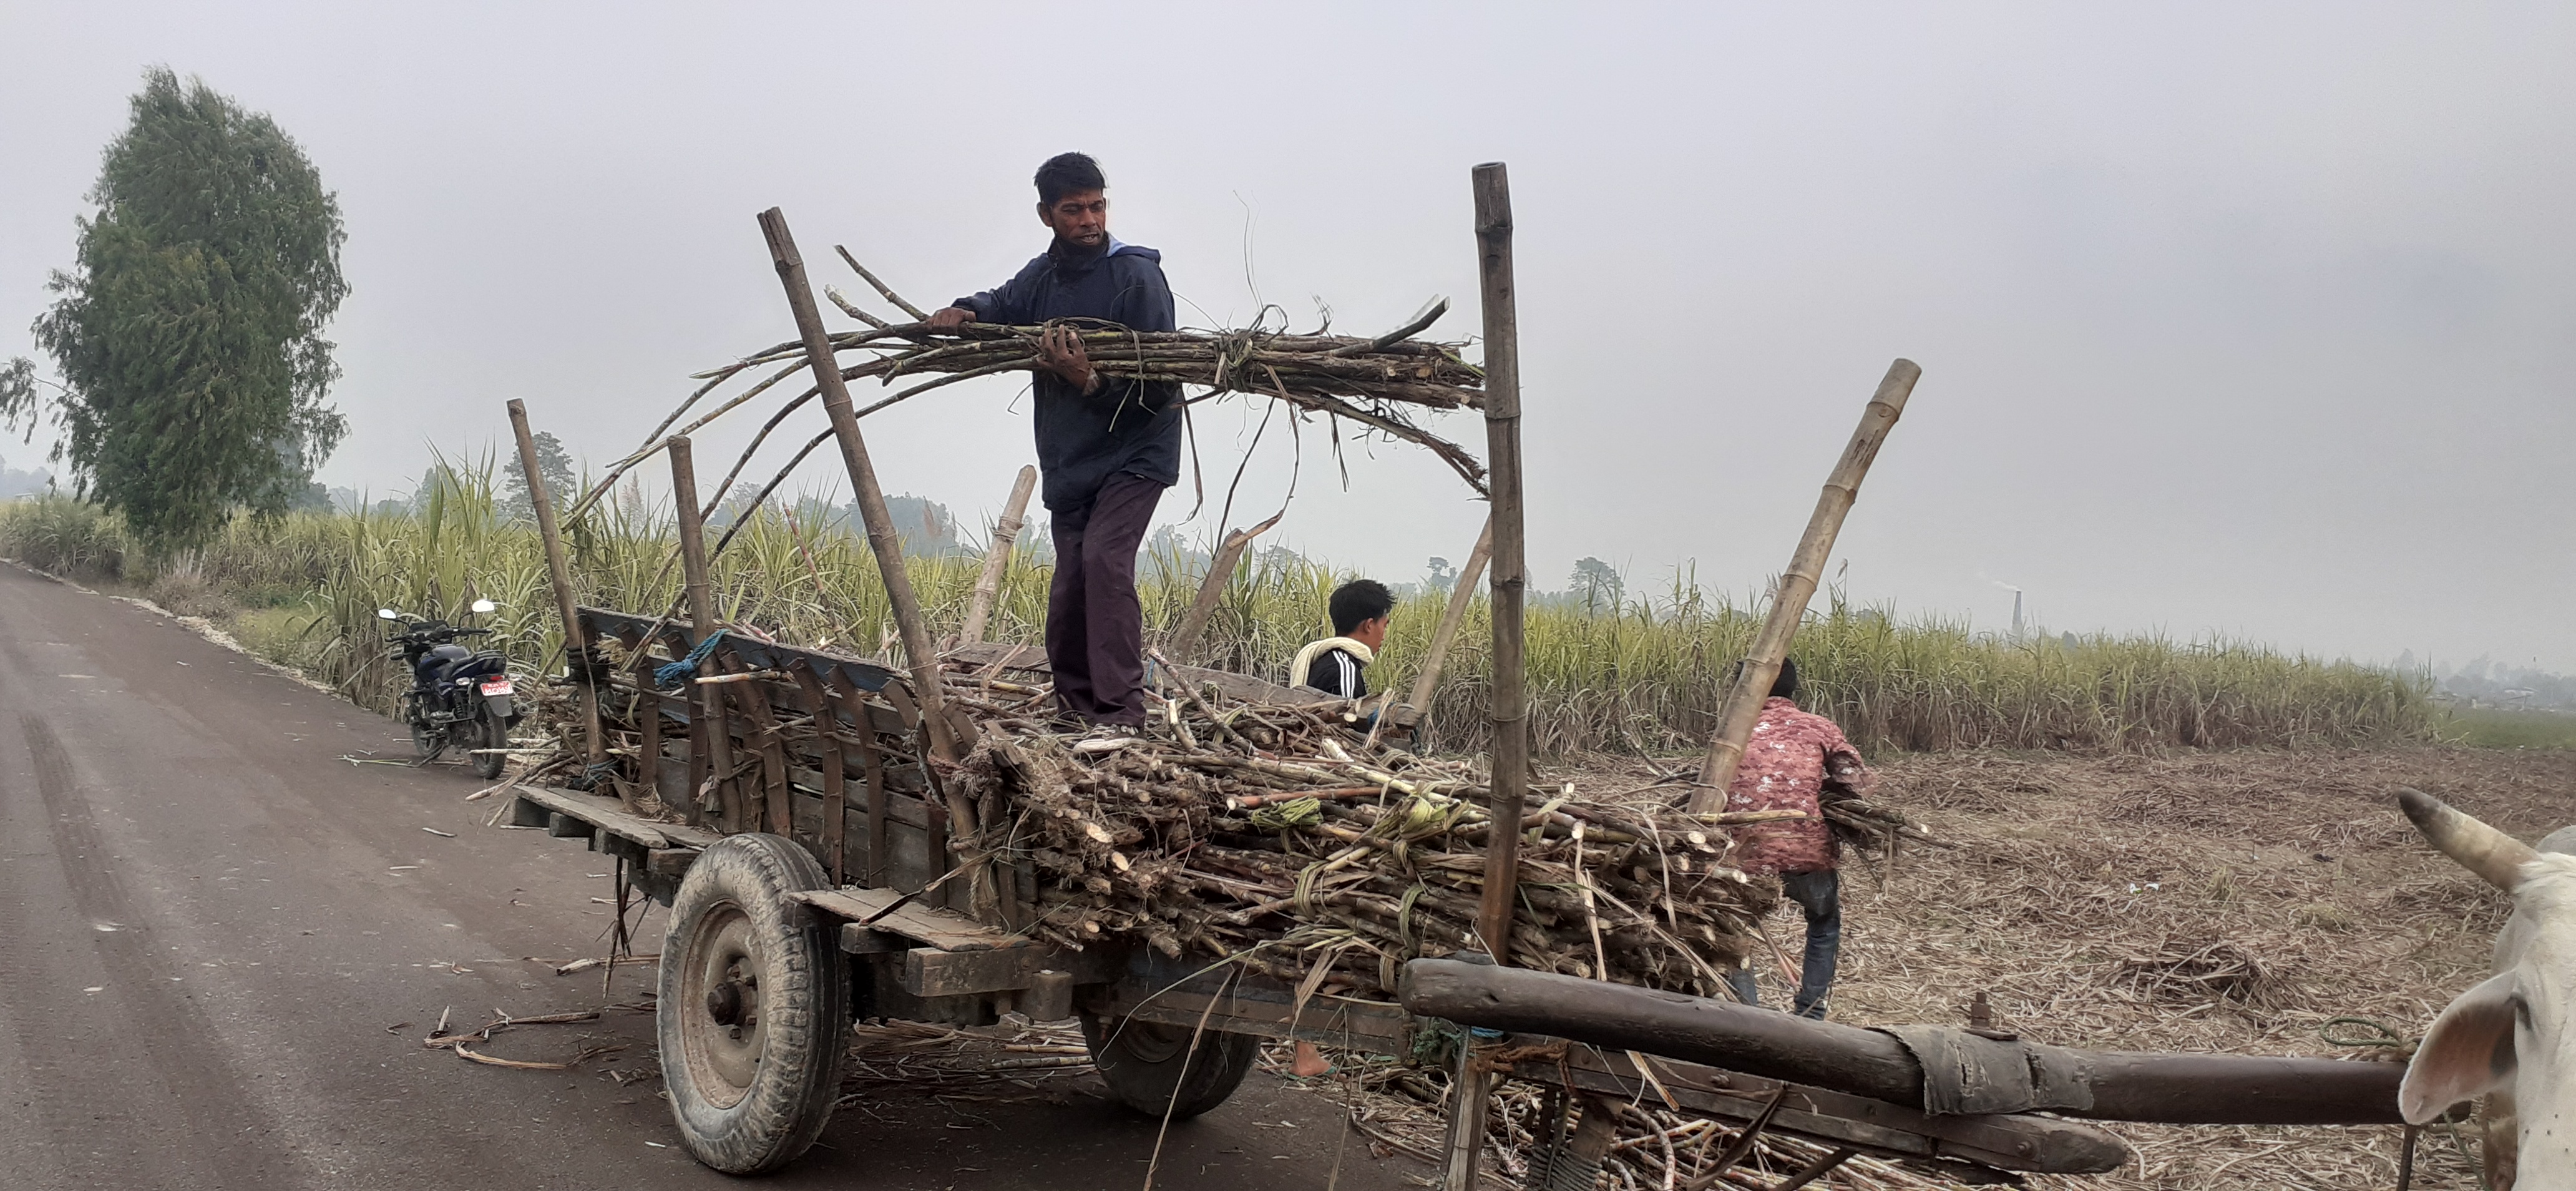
2398, 787, 2576, 1190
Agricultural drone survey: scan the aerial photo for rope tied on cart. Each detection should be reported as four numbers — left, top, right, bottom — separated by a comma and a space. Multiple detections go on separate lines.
653, 629, 729, 692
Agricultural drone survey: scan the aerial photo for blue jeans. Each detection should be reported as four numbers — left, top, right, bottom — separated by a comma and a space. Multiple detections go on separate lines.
1724, 870, 1841, 1019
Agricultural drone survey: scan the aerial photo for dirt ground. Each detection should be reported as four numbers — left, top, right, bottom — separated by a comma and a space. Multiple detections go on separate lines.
1650, 745, 2576, 1190
871, 745, 2574, 1190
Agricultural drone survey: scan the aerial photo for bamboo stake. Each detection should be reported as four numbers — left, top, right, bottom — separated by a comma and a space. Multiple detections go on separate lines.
1472, 162, 1529, 968
958, 465, 1037, 647
1686, 360, 1920, 813
1390, 514, 1493, 735
669, 436, 734, 830
1167, 510, 1285, 662
1452, 160, 1527, 1191
505, 400, 607, 785
756, 208, 959, 767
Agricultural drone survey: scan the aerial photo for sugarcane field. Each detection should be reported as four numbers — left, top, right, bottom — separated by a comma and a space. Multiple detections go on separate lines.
3, 10, 2572, 1191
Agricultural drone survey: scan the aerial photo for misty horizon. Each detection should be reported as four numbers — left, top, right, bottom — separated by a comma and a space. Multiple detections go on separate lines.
4, 2, 2569, 671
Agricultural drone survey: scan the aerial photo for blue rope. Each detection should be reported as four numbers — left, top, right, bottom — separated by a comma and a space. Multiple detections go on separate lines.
653, 629, 728, 691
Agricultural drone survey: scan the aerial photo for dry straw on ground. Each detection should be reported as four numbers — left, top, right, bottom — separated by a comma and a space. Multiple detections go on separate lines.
821, 745, 2570, 1189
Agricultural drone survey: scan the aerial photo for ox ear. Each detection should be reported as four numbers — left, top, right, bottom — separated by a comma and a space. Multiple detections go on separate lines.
2401, 971, 2523, 1125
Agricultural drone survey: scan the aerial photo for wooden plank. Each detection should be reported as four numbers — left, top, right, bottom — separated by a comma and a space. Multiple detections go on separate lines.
844, 685, 896, 886
786, 662, 848, 884
790, 888, 1007, 953
635, 667, 662, 808
514, 782, 718, 850
901, 944, 1116, 998
582, 607, 899, 695
710, 646, 796, 838
839, 927, 906, 954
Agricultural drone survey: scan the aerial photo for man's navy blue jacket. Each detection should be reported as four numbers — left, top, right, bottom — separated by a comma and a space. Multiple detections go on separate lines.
952, 237, 1183, 512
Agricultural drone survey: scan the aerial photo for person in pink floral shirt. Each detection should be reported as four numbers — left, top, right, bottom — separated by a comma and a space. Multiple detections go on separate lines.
1717, 657, 1871, 1019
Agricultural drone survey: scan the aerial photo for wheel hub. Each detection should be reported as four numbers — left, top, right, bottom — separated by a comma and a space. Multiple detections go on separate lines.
678, 904, 766, 1105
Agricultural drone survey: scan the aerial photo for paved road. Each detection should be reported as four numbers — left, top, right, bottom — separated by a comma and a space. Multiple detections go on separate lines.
0, 564, 1430, 1190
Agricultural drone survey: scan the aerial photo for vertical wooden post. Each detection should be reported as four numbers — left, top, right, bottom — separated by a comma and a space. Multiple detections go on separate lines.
1686, 360, 1921, 813
507, 400, 607, 783
670, 436, 734, 830
1167, 510, 1284, 662
958, 465, 1038, 647
1472, 162, 1528, 968
756, 207, 957, 766
1450, 160, 1528, 1191
1390, 514, 1493, 734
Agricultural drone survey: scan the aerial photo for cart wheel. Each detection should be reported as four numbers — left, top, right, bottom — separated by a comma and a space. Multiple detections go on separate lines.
658, 833, 849, 1174
1080, 1011, 1259, 1120
471, 712, 507, 780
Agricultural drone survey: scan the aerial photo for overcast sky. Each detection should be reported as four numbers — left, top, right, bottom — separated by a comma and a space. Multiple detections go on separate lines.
4, 2, 2570, 670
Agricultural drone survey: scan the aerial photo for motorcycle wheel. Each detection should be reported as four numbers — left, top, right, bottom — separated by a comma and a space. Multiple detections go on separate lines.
411, 720, 439, 759
472, 710, 507, 780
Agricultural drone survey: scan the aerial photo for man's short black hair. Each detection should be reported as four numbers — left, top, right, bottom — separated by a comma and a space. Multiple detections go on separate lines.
1330, 579, 1396, 636
1769, 657, 1800, 702
1035, 152, 1107, 206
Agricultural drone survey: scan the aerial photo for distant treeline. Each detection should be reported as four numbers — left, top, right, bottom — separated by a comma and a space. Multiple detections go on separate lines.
0, 488, 2438, 757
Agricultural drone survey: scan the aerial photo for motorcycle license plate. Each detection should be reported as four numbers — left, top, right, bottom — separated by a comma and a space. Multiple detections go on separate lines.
479, 678, 513, 697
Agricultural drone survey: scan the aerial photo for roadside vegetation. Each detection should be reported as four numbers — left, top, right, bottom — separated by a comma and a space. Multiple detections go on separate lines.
0, 479, 2437, 757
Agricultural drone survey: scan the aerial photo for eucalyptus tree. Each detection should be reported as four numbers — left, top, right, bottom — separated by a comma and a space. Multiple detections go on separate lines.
2, 68, 348, 551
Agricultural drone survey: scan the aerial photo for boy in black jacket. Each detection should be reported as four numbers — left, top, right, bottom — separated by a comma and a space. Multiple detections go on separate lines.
1295, 579, 1395, 700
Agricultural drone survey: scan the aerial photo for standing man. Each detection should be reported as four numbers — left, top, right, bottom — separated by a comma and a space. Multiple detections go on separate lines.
1717, 658, 1872, 1019
927, 153, 1181, 729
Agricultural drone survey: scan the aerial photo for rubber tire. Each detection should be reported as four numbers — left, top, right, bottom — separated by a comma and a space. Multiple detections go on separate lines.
1080, 1011, 1259, 1120
658, 833, 849, 1174
471, 710, 507, 780
407, 700, 437, 759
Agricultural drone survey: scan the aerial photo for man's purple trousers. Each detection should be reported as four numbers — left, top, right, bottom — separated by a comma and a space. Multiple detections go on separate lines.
1046, 473, 1162, 726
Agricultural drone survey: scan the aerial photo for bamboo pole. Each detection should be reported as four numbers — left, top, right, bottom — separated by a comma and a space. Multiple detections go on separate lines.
1166, 510, 1284, 662
669, 436, 732, 829
957, 465, 1037, 647
1389, 514, 1493, 735
505, 399, 607, 785
1471, 163, 1528, 966
1450, 160, 1527, 1191
755, 207, 959, 765
1686, 360, 1921, 813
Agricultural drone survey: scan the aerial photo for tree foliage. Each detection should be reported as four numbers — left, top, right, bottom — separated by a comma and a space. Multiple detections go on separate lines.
18, 67, 348, 550
499, 430, 574, 523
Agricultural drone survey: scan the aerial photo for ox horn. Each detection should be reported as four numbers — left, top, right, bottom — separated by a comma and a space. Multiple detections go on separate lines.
2398, 787, 2540, 891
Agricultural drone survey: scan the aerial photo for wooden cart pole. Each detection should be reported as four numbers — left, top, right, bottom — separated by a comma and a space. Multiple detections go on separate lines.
506, 399, 608, 783
1167, 510, 1284, 662
1388, 513, 1493, 735
1686, 360, 1920, 813
957, 465, 1037, 647
669, 436, 733, 829
1447, 160, 1530, 1191
756, 207, 959, 765
1471, 164, 1529, 967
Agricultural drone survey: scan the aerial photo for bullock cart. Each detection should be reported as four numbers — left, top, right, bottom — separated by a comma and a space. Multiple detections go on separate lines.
507, 611, 2132, 1182
488, 176, 2145, 1185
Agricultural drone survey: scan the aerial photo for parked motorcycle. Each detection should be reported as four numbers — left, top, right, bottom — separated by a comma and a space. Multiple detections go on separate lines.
381, 599, 519, 780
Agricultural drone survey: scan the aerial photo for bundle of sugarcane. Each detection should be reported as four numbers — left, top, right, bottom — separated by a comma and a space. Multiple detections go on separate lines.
947, 679, 1786, 1002
567, 253, 1488, 524
1820, 781, 1947, 856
